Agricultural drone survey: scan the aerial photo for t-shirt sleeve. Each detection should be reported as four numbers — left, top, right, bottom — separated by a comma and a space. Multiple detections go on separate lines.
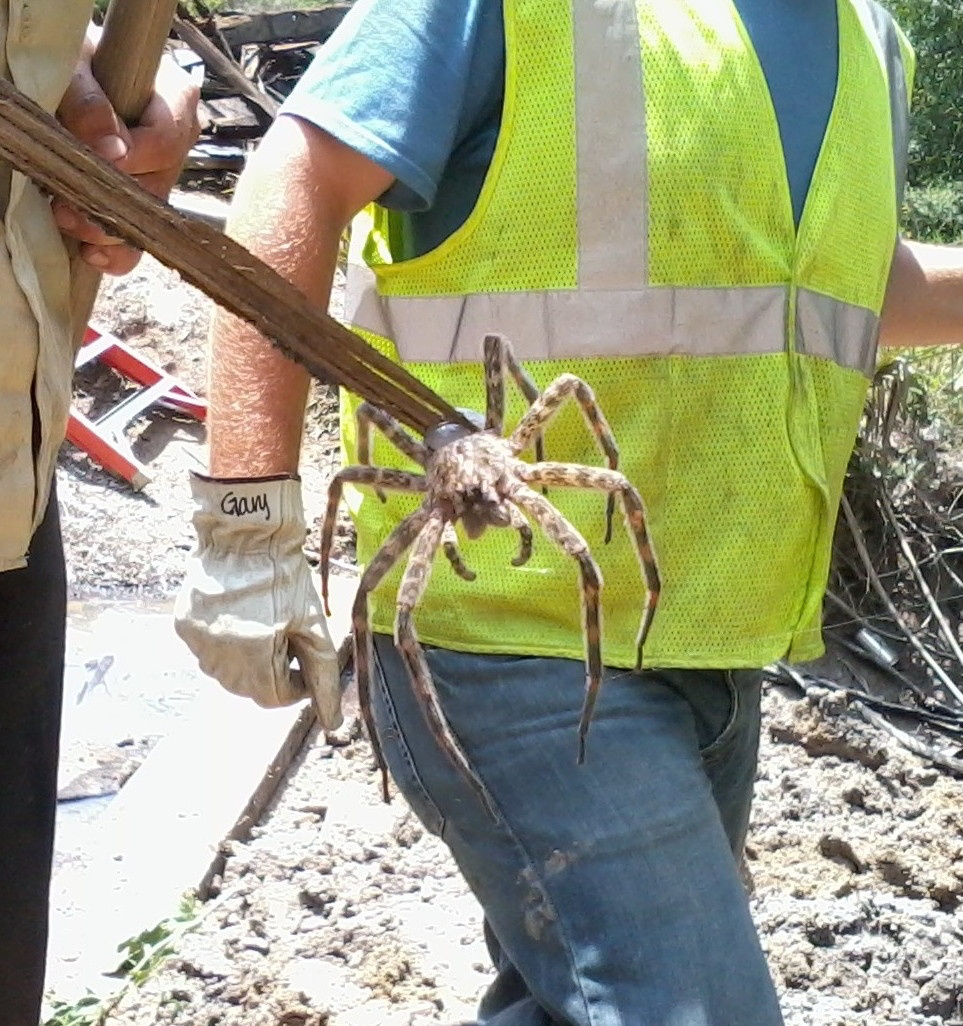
280, 0, 502, 212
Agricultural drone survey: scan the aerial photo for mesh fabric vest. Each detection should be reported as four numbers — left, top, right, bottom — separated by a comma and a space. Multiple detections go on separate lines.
341, 0, 914, 669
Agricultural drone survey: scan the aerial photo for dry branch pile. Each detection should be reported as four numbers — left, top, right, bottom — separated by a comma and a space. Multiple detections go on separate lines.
773, 355, 963, 775
170, 3, 353, 174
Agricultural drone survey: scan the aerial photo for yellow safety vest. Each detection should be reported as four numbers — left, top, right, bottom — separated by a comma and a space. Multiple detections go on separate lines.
342, 0, 914, 669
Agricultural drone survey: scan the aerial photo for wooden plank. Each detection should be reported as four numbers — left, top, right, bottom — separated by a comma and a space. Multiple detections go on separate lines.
45, 574, 357, 1001
70, 0, 180, 345
217, 5, 353, 50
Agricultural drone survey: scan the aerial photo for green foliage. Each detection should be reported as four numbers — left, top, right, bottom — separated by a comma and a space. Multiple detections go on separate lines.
903, 181, 963, 243
42, 896, 200, 1026
896, 347, 963, 436
42, 994, 105, 1026
881, 0, 963, 187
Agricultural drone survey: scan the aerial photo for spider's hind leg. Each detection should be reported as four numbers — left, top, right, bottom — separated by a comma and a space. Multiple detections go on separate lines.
509, 484, 604, 765
519, 463, 661, 671
351, 507, 432, 803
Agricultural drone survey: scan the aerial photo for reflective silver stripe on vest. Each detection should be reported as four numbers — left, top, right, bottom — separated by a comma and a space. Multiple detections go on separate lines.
574, 0, 648, 289
797, 289, 879, 377
349, 266, 879, 375
350, 272, 786, 361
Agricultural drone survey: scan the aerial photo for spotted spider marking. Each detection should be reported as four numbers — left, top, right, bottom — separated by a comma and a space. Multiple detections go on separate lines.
320, 334, 660, 815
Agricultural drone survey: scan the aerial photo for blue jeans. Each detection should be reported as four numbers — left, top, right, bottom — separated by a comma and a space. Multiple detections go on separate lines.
371, 636, 783, 1026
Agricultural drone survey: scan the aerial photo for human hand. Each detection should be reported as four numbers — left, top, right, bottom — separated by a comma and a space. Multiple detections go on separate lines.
54, 50, 201, 275
174, 474, 344, 727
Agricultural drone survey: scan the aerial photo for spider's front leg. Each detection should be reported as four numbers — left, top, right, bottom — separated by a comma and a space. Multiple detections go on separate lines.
508, 374, 621, 542
441, 506, 533, 580
320, 466, 427, 615
519, 462, 661, 668
352, 507, 432, 803
395, 510, 498, 819
356, 403, 428, 502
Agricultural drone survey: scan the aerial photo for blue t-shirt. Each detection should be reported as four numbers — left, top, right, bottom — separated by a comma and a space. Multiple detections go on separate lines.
282, 0, 838, 257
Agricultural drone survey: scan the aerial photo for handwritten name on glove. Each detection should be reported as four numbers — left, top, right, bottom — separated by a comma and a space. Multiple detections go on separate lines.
174, 473, 342, 728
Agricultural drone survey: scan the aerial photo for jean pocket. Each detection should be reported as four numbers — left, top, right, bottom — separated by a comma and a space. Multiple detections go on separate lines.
697, 670, 742, 764
369, 649, 447, 838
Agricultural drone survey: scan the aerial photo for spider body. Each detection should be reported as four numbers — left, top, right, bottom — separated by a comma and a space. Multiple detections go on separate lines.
428, 431, 517, 537
320, 335, 660, 816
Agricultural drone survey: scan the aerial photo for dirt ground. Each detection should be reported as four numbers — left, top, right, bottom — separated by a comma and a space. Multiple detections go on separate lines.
57, 260, 963, 1026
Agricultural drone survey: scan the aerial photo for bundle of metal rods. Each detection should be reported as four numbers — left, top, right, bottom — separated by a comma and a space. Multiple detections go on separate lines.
0, 76, 470, 437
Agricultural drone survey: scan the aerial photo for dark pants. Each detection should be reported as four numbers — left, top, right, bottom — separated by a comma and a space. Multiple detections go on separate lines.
0, 493, 67, 1026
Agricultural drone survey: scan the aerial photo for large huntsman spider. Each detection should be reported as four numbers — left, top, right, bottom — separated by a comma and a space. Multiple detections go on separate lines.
320, 334, 660, 817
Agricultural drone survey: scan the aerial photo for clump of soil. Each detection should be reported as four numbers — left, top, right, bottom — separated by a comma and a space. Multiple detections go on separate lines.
101, 684, 963, 1026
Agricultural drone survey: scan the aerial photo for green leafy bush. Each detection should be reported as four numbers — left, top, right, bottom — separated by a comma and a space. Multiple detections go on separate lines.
882, 0, 963, 187
903, 180, 963, 243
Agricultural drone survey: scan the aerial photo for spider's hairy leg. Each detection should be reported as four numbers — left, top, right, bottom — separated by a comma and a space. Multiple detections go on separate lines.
509, 484, 604, 766
482, 334, 506, 436
352, 506, 432, 803
442, 522, 476, 581
520, 463, 661, 668
320, 466, 427, 616
396, 511, 497, 818
356, 403, 429, 502
483, 333, 546, 465
508, 506, 534, 566
509, 375, 621, 541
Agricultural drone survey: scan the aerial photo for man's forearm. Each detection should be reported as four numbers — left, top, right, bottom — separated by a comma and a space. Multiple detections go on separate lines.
880, 239, 963, 349
208, 119, 346, 477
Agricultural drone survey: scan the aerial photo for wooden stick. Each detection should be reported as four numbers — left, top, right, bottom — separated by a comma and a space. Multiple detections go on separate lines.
70, 0, 182, 345
878, 488, 963, 679
0, 76, 468, 435
172, 13, 280, 119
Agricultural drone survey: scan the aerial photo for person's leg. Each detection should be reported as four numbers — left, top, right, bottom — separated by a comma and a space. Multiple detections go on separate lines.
370, 637, 781, 1026
0, 492, 67, 1025
663, 668, 764, 859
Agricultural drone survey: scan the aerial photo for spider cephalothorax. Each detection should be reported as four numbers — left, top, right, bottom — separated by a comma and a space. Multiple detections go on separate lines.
320, 334, 660, 816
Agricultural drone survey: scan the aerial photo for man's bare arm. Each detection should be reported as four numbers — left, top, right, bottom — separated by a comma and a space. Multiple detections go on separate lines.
880, 238, 963, 348
208, 114, 394, 477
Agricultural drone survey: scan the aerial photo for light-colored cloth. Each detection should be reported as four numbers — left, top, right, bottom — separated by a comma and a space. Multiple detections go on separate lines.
0, 1, 91, 571
174, 474, 343, 725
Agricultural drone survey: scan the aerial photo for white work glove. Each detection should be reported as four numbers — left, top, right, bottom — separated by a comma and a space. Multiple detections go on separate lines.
174, 473, 343, 728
